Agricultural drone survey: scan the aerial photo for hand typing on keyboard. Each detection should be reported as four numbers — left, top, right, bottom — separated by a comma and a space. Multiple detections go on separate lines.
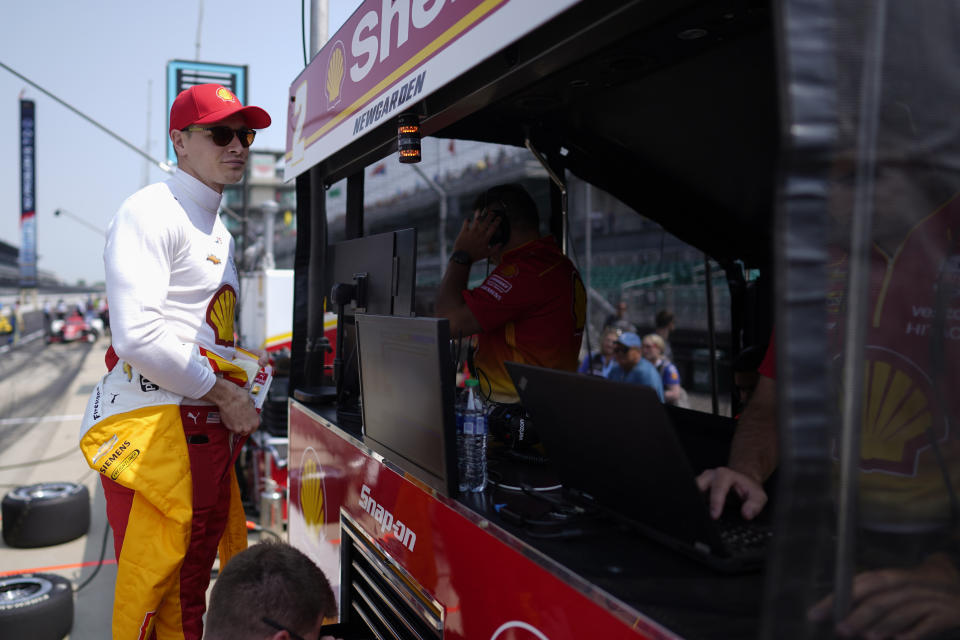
695, 466, 768, 521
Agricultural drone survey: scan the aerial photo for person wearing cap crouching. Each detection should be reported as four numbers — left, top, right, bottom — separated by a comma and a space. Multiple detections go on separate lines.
78, 84, 271, 640
605, 331, 664, 401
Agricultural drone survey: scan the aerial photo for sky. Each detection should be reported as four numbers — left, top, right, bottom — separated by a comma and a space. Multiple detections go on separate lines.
0, 0, 357, 285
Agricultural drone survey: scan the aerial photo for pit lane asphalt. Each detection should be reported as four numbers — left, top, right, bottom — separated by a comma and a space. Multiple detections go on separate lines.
0, 334, 116, 639
0, 333, 267, 638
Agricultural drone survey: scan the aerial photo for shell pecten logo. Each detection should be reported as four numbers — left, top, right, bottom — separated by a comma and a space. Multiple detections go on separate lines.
300, 447, 325, 531
859, 349, 942, 474
325, 41, 346, 108
216, 87, 237, 103
205, 284, 236, 347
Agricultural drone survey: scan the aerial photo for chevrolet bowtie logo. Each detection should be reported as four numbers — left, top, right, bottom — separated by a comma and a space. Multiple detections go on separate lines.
206, 254, 222, 265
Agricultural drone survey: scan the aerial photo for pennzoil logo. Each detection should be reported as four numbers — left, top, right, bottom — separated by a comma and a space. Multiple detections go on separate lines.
326, 40, 346, 109
110, 449, 140, 480
300, 447, 326, 532
205, 284, 237, 347
216, 87, 237, 103
98, 439, 133, 475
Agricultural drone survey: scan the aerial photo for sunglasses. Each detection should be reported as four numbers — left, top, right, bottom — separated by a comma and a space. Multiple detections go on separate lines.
261, 616, 306, 640
183, 125, 256, 148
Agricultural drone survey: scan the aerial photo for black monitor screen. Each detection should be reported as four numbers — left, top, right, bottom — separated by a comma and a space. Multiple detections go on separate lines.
326, 228, 416, 316
355, 314, 458, 497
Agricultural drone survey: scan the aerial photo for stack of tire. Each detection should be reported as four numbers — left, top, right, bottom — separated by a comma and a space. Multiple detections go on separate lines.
260, 375, 289, 437
1, 482, 90, 640
260, 354, 291, 437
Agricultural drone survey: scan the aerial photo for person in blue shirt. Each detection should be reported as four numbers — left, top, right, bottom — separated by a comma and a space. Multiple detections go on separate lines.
642, 333, 688, 407
605, 332, 664, 401
579, 327, 619, 377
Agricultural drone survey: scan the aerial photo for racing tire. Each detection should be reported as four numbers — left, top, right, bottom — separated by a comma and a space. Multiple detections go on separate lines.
0, 573, 74, 639
2, 482, 90, 548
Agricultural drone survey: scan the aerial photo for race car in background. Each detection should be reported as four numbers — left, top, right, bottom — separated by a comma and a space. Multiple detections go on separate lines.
46, 311, 102, 344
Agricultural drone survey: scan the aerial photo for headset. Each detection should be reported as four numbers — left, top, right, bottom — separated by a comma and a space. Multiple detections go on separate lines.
477, 199, 511, 248
488, 402, 538, 449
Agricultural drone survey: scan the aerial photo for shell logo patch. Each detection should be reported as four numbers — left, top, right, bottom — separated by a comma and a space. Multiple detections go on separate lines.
206, 254, 222, 265
300, 447, 326, 533
500, 263, 518, 277
205, 284, 237, 347
216, 87, 237, 103
857, 347, 945, 475
326, 41, 346, 109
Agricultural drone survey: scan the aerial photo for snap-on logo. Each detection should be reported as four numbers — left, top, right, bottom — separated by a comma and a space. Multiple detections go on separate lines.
358, 484, 416, 552
110, 449, 140, 480
99, 440, 133, 474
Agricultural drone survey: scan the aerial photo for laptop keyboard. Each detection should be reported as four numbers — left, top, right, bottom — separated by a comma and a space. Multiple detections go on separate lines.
717, 518, 773, 555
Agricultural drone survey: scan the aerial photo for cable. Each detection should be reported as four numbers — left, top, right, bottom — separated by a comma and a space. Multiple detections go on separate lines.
490, 480, 561, 492
476, 366, 493, 404
301, 0, 309, 67
73, 521, 112, 593
246, 520, 282, 540
561, 195, 598, 376
0, 446, 80, 471
0, 60, 171, 173
74, 468, 95, 485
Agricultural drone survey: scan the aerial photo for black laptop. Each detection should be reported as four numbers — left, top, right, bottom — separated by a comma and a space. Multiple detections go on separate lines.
505, 362, 770, 573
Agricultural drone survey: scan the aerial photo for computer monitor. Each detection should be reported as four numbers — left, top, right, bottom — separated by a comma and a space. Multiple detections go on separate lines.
355, 314, 458, 497
325, 229, 418, 430
325, 228, 417, 317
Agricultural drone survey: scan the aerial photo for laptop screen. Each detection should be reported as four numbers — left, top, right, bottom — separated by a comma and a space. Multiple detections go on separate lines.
356, 314, 458, 496
506, 362, 724, 550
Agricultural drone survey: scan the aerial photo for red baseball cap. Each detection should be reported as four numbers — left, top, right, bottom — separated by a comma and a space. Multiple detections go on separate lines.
169, 83, 271, 133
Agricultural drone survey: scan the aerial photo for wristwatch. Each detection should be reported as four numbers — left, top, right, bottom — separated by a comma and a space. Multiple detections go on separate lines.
449, 250, 472, 265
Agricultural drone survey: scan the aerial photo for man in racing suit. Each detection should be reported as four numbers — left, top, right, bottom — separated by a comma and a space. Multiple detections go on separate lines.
435, 183, 586, 404
79, 83, 270, 640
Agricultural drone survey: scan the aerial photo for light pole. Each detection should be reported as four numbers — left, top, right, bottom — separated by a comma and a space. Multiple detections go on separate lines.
261, 200, 279, 270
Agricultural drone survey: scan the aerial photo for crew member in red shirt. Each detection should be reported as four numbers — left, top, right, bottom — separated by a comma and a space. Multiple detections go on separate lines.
435, 183, 586, 403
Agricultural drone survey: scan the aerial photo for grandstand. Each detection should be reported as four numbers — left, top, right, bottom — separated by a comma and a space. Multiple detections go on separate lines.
0, 238, 85, 294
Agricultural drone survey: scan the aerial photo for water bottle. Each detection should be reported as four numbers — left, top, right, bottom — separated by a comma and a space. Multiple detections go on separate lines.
461, 378, 488, 492
455, 384, 469, 493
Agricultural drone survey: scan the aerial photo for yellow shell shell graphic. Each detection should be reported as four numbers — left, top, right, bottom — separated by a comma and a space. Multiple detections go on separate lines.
300, 448, 325, 530
326, 43, 345, 105
206, 285, 236, 347
216, 87, 236, 102
861, 357, 931, 466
